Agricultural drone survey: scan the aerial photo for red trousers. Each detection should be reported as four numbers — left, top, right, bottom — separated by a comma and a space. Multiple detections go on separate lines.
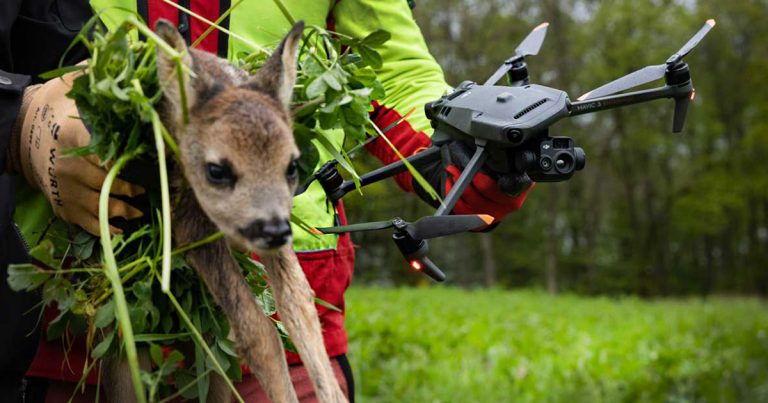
36, 357, 350, 402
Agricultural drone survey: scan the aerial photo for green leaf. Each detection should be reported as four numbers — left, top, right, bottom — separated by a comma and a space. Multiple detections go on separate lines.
7, 264, 51, 291
92, 330, 115, 359
174, 369, 199, 400
315, 297, 342, 312
306, 77, 327, 99
293, 124, 320, 184
322, 71, 343, 91
167, 350, 184, 364
193, 333, 210, 402
344, 123, 366, 142
132, 278, 152, 301
315, 129, 359, 181
205, 345, 230, 372
42, 278, 75, 311
359, 45, 383, 69
341, 53, 363, 65
39, 64, 87, 80
72, 230, 97, 260
130, 304, 148, 333
45, 310, 87, 341
217, 338, 237, 357
256, 288, 278, 316
370, 80, 386, 99
46, 311, 70, 341
150, 343, 164, 366
351, 66, 377, 85
342, 102, 368, 126
318, 110, 341, 130
94, 299, 116, 328
28, 240, 56, 268
362, 29, 391, 47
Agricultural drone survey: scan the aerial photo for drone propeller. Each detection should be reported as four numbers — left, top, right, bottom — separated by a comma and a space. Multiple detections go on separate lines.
315, 214, 494, 239
316, 220, 395, 234
516, 22, 550, 57
578, 19, 715, 101
484, 22, 550, 85
317, 214, 493, 282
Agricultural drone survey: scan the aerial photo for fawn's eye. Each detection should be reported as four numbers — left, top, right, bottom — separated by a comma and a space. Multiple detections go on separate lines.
206, 162, 237, 187
286, 159, 299, 182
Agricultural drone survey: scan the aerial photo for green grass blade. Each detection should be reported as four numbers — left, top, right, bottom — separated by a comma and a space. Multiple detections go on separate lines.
367, 118, 441, 202
99, 153, 146, 403
151, 111, 173, 293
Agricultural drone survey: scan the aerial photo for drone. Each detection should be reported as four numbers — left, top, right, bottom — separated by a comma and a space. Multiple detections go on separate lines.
301, 19, 716, 282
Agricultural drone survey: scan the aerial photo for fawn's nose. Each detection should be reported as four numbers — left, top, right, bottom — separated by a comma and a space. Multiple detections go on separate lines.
239, 218, 292, 248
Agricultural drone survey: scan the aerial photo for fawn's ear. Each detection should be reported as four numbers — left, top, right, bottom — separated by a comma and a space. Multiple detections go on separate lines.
155, 19, 197, 124
246, 21, 304, 108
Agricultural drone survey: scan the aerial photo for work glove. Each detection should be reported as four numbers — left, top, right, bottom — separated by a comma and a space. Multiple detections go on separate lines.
366, 104, 534, 225
413, 141, 534, 223
8, 72, 144, 235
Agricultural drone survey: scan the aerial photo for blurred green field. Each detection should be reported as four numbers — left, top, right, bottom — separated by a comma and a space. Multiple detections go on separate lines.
345, 288, 768, 402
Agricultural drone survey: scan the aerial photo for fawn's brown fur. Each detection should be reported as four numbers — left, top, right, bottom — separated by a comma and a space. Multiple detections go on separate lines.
104, 20, 346, 403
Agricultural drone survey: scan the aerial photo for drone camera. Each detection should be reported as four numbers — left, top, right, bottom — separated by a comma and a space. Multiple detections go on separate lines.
514, 136, 586, 182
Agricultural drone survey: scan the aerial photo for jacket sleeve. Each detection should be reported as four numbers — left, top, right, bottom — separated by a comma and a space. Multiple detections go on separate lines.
0, 0, 91, 172
0, 0, 28, 173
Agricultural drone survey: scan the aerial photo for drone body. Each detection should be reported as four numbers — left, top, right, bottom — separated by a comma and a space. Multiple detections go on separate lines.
426, 82, 583, 182
307, 19, 716, 282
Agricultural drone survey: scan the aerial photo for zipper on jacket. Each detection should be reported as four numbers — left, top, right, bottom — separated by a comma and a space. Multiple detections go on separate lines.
13, 222, 30, 252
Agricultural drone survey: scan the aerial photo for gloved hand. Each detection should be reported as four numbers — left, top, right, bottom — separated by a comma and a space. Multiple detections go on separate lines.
8, 72, 144, 235
414, 141, 535, 224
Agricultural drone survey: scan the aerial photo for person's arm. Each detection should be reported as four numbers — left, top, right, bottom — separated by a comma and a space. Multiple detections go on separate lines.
1, 1, 145, 236
332, 1, 533, 222
332, 0, 447, 188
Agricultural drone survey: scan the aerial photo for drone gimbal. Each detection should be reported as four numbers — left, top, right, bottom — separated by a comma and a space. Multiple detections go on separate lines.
307, 19, 716, 282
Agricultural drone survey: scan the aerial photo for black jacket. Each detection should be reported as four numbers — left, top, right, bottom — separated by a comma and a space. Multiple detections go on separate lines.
0, 0, 91, 398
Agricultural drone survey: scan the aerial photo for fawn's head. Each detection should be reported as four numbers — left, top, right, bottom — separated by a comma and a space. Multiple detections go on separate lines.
155, 20, 303, 253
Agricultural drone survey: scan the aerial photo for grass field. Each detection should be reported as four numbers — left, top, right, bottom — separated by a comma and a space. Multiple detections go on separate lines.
345, 288, 768, 402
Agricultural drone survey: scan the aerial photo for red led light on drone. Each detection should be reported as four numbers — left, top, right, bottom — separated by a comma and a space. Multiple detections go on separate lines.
410, 260, 423, 270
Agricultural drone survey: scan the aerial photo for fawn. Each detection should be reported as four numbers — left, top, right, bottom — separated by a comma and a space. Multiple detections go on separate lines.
104, 20, 346, 403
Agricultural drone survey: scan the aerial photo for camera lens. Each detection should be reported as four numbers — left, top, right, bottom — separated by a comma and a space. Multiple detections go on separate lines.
539, 156, 553, 170
506, 128, 524, 144
515, 150, 537, 171
554, 152, 574, 174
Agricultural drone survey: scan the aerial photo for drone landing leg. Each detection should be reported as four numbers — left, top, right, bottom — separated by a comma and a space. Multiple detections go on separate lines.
435, 143, 488, 216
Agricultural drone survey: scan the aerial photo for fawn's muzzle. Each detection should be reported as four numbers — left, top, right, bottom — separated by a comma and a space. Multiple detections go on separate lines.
239, 218, 292, 248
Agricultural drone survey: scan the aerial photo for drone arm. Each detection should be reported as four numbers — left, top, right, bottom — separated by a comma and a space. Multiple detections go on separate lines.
331, 146, 443, 202
434, 142, 489, 216
570, 85, 684, 115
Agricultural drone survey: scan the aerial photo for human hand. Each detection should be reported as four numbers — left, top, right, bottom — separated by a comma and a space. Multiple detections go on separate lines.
11, 72, 144, 235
